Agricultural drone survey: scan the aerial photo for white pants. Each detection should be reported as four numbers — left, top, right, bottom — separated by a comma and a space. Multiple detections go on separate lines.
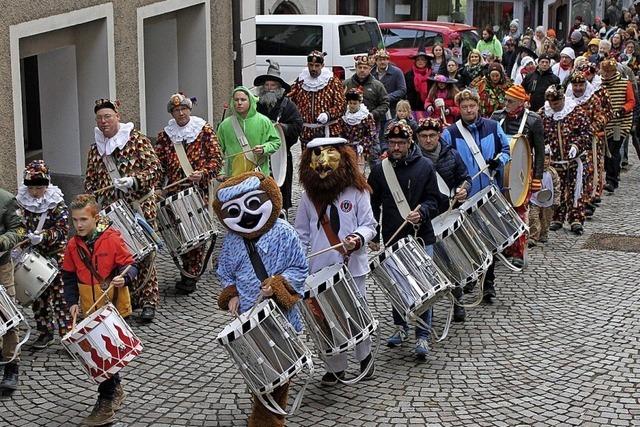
324, 275, 372, 373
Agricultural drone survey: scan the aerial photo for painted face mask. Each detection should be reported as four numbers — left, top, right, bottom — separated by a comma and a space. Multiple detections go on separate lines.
310, 146, 341, 179
219, 190, 273, 234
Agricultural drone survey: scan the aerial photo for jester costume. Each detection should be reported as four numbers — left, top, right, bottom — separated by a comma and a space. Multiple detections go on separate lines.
288, 52, 346, 147
85, 100, 161, 312
339, 90, 378, 165
474, 64, 513, 118
15, 161, 71, 341
542, 89, 593, 230
155, 94, 223, 290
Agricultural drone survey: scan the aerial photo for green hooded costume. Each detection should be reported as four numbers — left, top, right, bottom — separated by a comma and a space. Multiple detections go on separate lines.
217, 86, 281, 177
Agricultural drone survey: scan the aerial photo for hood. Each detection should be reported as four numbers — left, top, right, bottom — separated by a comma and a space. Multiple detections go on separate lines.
230, 86, 257, 119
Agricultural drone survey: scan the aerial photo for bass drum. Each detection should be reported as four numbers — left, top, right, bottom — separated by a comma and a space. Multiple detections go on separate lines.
503, 134, 532, 207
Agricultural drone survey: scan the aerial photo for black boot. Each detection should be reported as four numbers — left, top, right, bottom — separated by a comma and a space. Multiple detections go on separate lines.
483, 281, 496, 304
176, 276, 197, 295
451, 287, 465, 322
0, 362, 19, 391
359, 353, 375, 380
139, 305, 155, 323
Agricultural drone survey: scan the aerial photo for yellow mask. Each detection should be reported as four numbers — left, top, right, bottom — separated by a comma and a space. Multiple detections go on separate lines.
310, 146, 341, 179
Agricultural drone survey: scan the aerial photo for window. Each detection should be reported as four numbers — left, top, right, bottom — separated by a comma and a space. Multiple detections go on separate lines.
418, 31, 442, 49
256, 24, 322, 56
382, 28, 419, 49
460, 30, 480, 51
339, 21, 383, 55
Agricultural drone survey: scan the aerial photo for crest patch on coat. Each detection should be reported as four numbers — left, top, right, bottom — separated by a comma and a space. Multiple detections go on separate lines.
340, 200, 353, 213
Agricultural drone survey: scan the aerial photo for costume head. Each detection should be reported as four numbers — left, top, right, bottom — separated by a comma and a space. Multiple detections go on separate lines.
212, 172, 282, 240
23, 160, 51, 187
299, 137, 370, 207
94, 98, 119, 114
167, 93, 196, 113
254, 59, 291, 92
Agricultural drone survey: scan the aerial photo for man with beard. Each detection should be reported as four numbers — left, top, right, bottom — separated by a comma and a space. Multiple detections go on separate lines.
288, 51, 346, 147
565, 71, 610, 217
491, 85, 545, 267
367, 121, 440, 358
599, 58, 635, 194
542, 85, 593, 235
294, 137, 377, 385
522, 54, 560, 112
254, 60, 303, 215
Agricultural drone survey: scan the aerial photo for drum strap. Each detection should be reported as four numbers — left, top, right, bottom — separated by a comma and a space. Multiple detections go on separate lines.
35, 212, 48, 233
76, 246, 119, 308
455, 121, 490, 178
498, 109, 529, 135
230, 116, 260, 166
101, 154, 122, 182
313, 202, 348, 258
243, 239, 269, 282
172, 142, 195, 176
381, 158, 411, 219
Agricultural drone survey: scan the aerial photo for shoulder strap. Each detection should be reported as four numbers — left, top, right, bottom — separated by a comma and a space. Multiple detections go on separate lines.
518, 109, 530, 135
455, 120, 491, 177
435, 172, 451, 196
312, 201, 347, 257
172, 142, 195, 176
230, 116, 259, 165
76, 246, 108, 285
381, 158, 411, 219
243, 239, 269, 282
35, 212, 48, 233
101, 154, 121, 182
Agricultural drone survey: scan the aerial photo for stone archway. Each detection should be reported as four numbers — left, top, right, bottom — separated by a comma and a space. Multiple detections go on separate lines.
273, 1, 302, 14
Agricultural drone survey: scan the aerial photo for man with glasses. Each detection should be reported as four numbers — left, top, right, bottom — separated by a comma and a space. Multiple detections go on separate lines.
85, 99, 162, 322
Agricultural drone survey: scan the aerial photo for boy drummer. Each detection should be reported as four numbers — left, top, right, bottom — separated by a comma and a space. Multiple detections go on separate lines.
61, 194, 138, 426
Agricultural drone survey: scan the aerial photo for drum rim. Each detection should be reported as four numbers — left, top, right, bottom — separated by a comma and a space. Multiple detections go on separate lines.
303, 263, 346, 299
459, 184, 497, 212
158, 186, 197, 207
504, 134, 533, 207
216, 299, 277, 345
432, 210, 463, 239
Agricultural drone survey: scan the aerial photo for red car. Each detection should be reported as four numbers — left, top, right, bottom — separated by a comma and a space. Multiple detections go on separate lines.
380, 21, 480, 73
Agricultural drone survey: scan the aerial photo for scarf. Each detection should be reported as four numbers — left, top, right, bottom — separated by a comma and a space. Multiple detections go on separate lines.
421, 141, 441, 163
559, 62, 572, 71
16, 185, 64, 214
164, 116, 206, 144
342, 104, 370, 126
94, 122, 134, 156
299, 68, 333, 92
506, 105, 525, 120
412, 65, 430, 102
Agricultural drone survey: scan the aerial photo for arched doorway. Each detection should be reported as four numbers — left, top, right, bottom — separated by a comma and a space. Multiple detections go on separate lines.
273, 1, 301, 14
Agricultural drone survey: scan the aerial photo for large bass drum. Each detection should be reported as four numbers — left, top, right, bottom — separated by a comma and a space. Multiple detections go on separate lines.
503, 134, 532, 207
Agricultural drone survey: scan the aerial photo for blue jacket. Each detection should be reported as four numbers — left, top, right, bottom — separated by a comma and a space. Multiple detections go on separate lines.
441, 118, 510, 196
420, 141, 471, 214
368, 144, 440, 245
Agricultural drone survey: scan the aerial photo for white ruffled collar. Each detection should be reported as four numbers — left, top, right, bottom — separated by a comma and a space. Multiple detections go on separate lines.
544, 98, 578, 120
298, 68, 333, 92
164, 116, 206, 144
16, 185, 64, 214
565, 81, 595, 105
342, 104, 370, 126
94, 122, 134, 156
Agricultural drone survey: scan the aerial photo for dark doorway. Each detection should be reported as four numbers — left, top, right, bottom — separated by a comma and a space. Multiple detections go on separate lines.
338, 0, 369, 15
273, 1, 301, 14
21, 55, 42, 159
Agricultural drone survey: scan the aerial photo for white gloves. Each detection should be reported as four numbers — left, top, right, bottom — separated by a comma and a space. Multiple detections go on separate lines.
114, 177, 135, 192
316, 112, 329, 124
568, 145, 578, 159
434, 98, 445, 108
28, 232, 43, 246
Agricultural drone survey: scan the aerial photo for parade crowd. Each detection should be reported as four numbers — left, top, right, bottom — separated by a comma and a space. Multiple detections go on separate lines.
0, 12, 638, 427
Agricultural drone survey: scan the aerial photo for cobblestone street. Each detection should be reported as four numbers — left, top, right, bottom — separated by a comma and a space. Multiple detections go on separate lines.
2, 157, 639, 427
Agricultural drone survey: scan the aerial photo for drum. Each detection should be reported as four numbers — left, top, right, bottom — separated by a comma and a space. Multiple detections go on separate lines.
13, 250, 58, 306
271, 123, 288, 187
100, 200, 156, 261
0, 285, 23, 338
459, 185, 527, 254
504, 134, 532, 207
369, 236, 453, 323
157, 187, 217, 256
301, 264, 378, 357
216, 299, 314, 415
431, 210, 492, 286
61, 303, 143, 384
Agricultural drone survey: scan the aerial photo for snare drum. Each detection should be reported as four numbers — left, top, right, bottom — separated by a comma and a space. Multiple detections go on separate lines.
301, 264, 378, 357
14, 250, 58, 306
503, 134, 532, 207
61, 303, 143, 384
369, 236, 453, 322
0, 285, 23, 337
216, 299, 314, 414
431, 210, 492, 286
157, 187, 217, 256
459, 185, 527, 254
101, 200, 156, 261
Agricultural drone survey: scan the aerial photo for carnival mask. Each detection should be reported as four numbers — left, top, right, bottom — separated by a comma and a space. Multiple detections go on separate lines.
310, 146, 341, 179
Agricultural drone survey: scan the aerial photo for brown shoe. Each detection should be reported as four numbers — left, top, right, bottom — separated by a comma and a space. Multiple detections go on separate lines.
84, 398, 115, 426
112, 383, 125, 411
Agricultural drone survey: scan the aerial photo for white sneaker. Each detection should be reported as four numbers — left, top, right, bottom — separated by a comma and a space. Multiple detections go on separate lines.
415, 338, 430, 358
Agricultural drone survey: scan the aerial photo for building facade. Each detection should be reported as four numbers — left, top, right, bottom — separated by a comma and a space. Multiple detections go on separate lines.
1, 0, 234, 196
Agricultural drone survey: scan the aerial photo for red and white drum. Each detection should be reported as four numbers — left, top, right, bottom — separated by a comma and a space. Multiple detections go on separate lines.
61, 303, 143, 383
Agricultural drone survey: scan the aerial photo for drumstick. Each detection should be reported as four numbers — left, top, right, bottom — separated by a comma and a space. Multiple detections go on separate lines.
15, 239, 30, 249
385, 205, 421, 248
86, 265, 132, 315
224, 148, 259, 160
307, 242, 346, 259
162, 176, 192, 191
95, 184, 114, 194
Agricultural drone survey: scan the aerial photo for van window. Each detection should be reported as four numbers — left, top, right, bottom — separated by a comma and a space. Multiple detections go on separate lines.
339, 21, 382, 55
460, 30, 479, 51
382, 28, 441, 50
256, 24, 322, 56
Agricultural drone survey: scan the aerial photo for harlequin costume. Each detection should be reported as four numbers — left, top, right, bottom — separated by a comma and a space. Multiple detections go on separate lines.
85, 99, 161, 319
288, 51, 347, 147
338, 89, 379, 166
294, 137, 377, 384
155, 93, 223, 293
474, 63, 513, 118
541, 86, 593, 234
15, 160, 71, 346
61, 195, 139, 427
215, 172, 308, 427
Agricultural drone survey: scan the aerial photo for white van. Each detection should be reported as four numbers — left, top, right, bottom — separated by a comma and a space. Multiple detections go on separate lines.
255, 15, 383, 85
